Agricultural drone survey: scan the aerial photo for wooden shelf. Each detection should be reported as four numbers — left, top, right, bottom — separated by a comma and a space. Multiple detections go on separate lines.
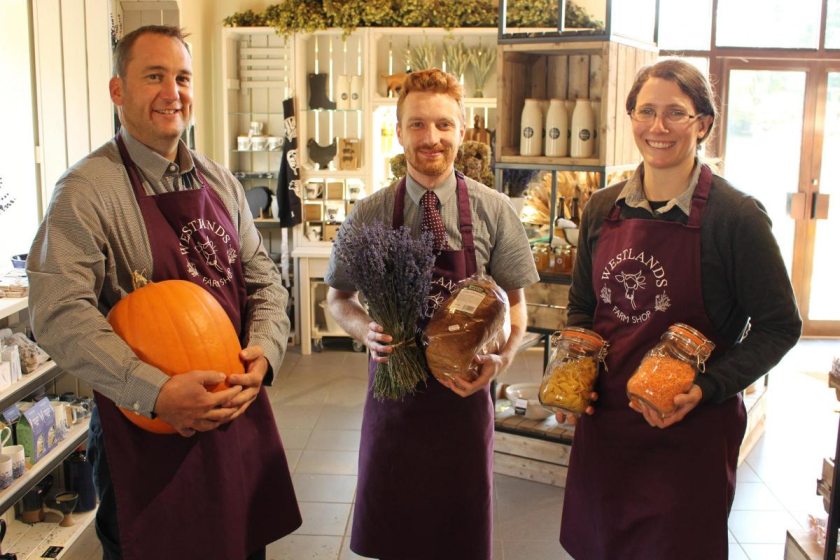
0, 419, 90, 514
0, 360, 61, 411
784, 528, 823, 560
0, 296, 28, 320
498, 149, 600, 167
4, 507, 96, 559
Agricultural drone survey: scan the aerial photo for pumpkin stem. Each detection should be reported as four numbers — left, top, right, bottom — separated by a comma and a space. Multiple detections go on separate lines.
131, 271, 151, 290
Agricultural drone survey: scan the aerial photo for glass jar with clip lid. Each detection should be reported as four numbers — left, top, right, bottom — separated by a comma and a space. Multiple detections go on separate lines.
626, 323, 715, 418
538, 327, 608, 415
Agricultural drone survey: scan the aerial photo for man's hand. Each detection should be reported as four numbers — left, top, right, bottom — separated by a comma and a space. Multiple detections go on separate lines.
154, 371, 242, 437
629, 384, 703, 428
439, 353, 508, 398
366, 322, 393, 364
225, 345, 270, 420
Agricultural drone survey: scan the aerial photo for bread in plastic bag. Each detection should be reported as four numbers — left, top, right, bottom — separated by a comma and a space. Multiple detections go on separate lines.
424, 273, 510, 383
0, 330, 50, 374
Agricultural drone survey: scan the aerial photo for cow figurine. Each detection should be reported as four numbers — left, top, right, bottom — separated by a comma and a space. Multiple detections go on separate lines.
382, 72, 411, 97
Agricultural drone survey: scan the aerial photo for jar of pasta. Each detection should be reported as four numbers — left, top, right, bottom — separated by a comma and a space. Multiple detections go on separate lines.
626, 323, 715, 418
538, 327, 608, 415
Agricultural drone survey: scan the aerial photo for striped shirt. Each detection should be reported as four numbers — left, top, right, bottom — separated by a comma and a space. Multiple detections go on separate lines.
325, 172, 540, 292
27, 129, 289, 416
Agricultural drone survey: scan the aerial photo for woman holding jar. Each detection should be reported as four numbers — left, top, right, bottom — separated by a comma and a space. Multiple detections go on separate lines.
557, 59, 801, 559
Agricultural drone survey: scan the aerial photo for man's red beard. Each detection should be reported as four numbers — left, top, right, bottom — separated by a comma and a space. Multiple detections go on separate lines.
405, 142, 455, 176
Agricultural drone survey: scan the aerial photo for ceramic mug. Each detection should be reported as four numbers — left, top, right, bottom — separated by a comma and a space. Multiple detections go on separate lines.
2, 444, 25, 478
237, 136, 251, 151
305, 183, 322, 199
0, 455, 12, 489
250, 136, 268, 151
267, 136, 283, 151
249, 121, 263, 136
51, 402, 71, 434
0, 426, 11, 449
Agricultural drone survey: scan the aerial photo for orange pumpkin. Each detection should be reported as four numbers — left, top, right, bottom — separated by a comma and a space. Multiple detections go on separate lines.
107, 275, 244, 434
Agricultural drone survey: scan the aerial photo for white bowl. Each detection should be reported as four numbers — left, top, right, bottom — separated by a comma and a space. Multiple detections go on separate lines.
563, 227, 579, 247
504, 383, 551, 420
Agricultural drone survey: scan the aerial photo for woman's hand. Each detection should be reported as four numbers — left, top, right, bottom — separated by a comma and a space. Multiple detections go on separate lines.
366, 322, 393, 363
630, 384, 703, 428
554, 392, 599, 425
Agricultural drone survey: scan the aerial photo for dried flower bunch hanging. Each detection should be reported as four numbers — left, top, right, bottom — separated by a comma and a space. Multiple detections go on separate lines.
407, 39, 439, 72
223, 0, 602, 37
468, 43, 496, 98
442, 38, 470, 81
333, 222, 436, 400
323, 0, 397, 39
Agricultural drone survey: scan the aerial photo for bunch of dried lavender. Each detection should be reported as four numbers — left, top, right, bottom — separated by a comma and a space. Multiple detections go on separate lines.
334, 221, 436, 400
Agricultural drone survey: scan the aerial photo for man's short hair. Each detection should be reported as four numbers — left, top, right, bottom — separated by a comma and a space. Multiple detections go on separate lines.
112, 25, 190, 78
396, 68, 466, 124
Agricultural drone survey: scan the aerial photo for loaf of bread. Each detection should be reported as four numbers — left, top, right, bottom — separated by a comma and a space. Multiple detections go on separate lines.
424, 274, 509, 383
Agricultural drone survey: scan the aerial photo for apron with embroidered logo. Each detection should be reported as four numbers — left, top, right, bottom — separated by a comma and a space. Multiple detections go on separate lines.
350, 173, 494, 560
560, 165, 746, 560
92, 135, 301, 560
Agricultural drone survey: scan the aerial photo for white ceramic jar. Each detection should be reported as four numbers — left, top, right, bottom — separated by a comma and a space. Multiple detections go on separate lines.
544, 99, 569, 157
335, 75, 351, 110
520, 98, 543, 156
350, 75, 363, 110
570, 98, 595, 158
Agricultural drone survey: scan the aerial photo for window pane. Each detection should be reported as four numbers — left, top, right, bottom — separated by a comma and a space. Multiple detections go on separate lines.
828, 0, 840, 49
716, 0, 822, 49
724, 70, 807, 275
658, 0, 712, 50
809, 73, 840, 319
611, 0, 657, 44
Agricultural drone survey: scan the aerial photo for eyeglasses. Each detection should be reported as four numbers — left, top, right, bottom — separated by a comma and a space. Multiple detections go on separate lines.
628, 107, 703, 126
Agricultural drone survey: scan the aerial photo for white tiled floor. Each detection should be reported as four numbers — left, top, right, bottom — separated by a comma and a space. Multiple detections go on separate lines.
64, 338, 840, 559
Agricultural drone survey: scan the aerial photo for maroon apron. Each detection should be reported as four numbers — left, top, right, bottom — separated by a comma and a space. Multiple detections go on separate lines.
560, 165, 747, 560
350, 174, 494, 560
92, 136, 301, 560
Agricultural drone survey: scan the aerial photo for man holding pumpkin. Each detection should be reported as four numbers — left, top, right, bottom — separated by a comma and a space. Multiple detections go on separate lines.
27, 25, 300, 559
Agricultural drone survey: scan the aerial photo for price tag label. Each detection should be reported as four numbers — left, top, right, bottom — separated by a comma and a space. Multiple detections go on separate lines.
514, 398, 528, 416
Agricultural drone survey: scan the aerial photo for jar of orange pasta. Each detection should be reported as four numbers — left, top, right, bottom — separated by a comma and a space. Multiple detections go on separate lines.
626, 323, 715, 418
538, 327, 608, 415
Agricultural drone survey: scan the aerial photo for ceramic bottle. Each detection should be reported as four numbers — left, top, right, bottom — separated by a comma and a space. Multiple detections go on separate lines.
520, 98, 543, 156
570, 98, 595, 158
544, 99, 568, 157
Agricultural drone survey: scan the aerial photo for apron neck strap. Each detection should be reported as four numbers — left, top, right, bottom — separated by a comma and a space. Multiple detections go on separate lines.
686, 164, 712, 227
115, 134, 147, 199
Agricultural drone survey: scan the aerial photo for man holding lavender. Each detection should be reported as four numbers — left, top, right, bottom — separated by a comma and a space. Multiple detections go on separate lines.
325, 68, 539, 560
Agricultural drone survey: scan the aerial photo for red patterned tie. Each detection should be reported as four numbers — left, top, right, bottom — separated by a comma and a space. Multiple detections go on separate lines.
421, 190, 448, 250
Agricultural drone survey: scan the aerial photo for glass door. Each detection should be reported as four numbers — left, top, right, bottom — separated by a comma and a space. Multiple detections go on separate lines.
805, 69, 840, 333
721, 61, 840, 336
